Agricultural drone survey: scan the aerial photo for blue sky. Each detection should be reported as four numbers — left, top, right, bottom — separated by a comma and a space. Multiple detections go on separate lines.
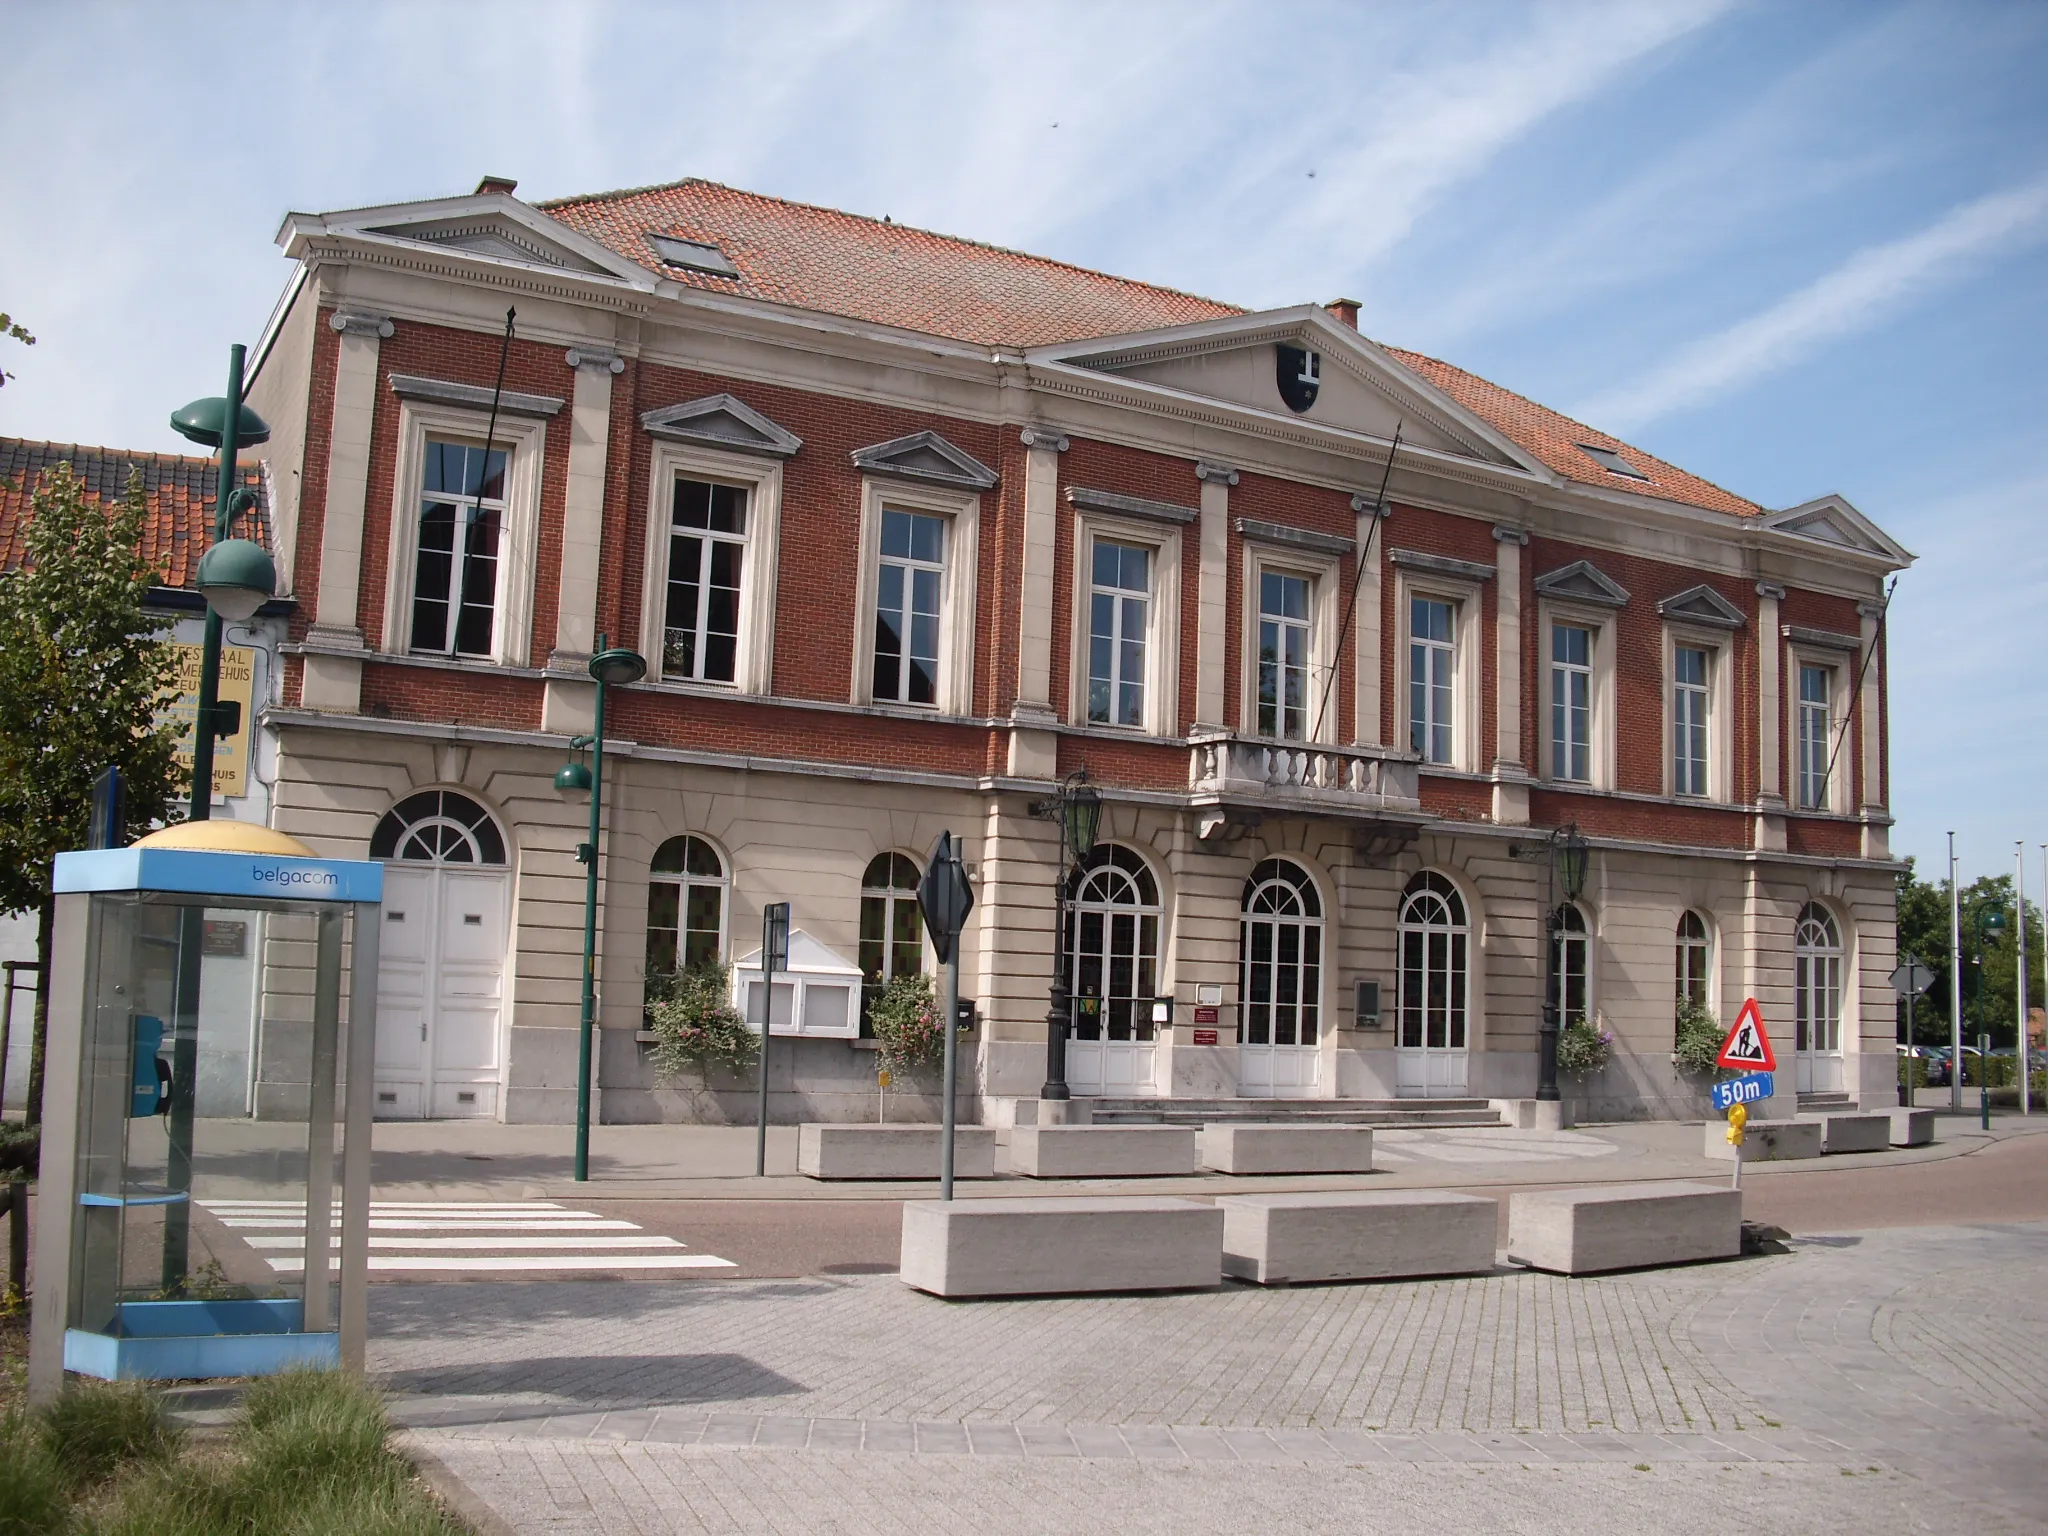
2, 0, 2043, 885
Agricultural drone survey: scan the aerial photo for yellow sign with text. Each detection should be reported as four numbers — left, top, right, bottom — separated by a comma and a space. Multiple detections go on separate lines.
159, 642, 255, 799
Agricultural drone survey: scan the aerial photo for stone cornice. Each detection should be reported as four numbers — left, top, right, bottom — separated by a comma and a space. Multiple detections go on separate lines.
1390, 548, 1495, 582
1067, 486, 1198, 525
387, 372, 564, 418
1235, 517, 1355, 558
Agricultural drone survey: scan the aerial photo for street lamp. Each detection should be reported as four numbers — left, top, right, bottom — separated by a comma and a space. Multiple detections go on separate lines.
158, 345, 274, 1291
1970, 902, 2008, 1129
554, 635, 646, 1182
1536, 822, 1589, 1103
1028, 770, 1100, 1101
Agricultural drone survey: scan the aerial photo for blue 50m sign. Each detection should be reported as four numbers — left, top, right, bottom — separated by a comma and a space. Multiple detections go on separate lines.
1710, 1072, 1776, 1112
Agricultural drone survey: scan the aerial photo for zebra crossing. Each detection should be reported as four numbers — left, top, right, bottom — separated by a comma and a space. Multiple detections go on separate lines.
199, 1199, 738, 1275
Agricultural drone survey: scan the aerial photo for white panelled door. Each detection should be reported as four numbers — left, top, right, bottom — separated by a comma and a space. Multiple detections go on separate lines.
370, 791, 511, 1120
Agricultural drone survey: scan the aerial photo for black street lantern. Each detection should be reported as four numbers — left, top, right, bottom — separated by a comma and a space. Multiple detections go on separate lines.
1536, 822, 1589, 1103
1031, 770, 1098, 1102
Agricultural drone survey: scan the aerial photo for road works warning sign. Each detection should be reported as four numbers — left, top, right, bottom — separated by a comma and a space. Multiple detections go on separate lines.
1716, 997, 1778, 1072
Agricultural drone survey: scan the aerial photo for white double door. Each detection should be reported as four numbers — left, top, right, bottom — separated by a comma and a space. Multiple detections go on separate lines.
375, 865, 510, 1119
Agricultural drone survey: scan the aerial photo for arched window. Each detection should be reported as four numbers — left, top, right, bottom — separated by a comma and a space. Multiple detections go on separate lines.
370, 790, 506, 865
860, 853, 924, 1023
1397, 872, 1468, 1052
1065, 845, 1161, 1042
1240, 859, 1322, 1047
1676, 911, 1711, 1011
1554, 902, 1590, 1027
647, 835, 727, 975
1795, 902, 1843, 1055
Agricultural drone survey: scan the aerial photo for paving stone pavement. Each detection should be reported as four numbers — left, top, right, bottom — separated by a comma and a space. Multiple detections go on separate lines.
383, 1221, 2048, 1533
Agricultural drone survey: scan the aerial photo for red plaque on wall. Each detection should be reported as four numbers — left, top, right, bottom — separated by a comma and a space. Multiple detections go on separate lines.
1192, 1028, 1219, 1046
1193, 1006, 1219, 1025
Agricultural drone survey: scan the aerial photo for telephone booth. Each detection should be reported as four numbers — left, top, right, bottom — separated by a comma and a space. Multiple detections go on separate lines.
27, 822, 381, 1401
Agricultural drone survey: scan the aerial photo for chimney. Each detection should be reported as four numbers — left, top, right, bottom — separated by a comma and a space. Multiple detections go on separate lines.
1325, 298, 1360, 330
475, 175, 519, 197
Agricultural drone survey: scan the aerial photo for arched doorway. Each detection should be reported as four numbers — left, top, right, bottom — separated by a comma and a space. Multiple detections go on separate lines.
1396, 871, 1469, 1097
370, 790, 511, 1119
1064, 845, 1162, 1096
1239, 858, 1323, 1098
1794, 902, 1845, 1094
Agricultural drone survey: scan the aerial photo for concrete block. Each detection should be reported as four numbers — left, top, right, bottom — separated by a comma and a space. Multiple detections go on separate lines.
1009, 1125, 1200, 1178
1507, 1182, 1741, 1276
797, 1123, 996, 1181
1218, 1191, 1497, 1285
1200, 1124, 1373, 1175
1799, 1112, 1891, 1155
1888, 1107, 1935, 1147
1702, 1118, 1823, 1162
898, 1197, 1222, 1297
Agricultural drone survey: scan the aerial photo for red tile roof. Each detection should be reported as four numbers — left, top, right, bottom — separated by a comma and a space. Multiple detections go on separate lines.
0, 439, 270, 589
541, 178, 1759, 520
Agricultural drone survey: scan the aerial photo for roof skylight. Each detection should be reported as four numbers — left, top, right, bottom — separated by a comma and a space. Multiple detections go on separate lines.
1577, 444, 1649, 481
647, 234, 738, 278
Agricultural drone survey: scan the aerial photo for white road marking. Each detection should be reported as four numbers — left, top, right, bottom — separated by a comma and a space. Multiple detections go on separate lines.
242, 1235, 688, 1251
265, 1254, 737, 1273
217, 1218, 640, 1231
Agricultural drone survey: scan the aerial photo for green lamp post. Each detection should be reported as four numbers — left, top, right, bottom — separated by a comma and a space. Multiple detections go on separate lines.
1537, 822, 1590, 1103
555, 635, 647, 1181
1972, 903, 2008, 1129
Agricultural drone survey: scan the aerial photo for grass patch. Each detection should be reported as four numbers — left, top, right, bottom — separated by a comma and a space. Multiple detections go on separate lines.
0, 1408, 69, 1534
39, 1379, 182, 1489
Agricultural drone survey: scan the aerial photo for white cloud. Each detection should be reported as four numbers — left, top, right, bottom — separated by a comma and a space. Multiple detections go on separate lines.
1576, 174, 2048, 431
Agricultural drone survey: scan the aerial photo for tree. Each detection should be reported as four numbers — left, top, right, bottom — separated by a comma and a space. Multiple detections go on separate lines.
1893, 857, 2042, 1049
0, 463, 184, 1125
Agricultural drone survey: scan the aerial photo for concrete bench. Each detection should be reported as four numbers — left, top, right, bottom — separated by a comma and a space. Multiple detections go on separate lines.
1507, 1182, 1741, 1276
797, 1123, 996, 1181
899, 1197, 1222, 1297
1218, 1191, 1495, 1285
1200, 1124, 1373, 1176
1702, 1118, 1822, 1162
1009, 1125, 1201, 1178
1800, 1112, 1891, 1155
1888, 1107, 1935, 1147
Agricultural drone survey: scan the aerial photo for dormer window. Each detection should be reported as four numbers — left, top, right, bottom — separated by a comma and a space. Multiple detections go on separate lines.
647, 234, 738, 277
1577, 444, 1649, 481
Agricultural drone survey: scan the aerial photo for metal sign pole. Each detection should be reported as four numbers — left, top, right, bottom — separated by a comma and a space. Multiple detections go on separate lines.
940, 941, 961, 1202
2018, 843, 2031, 1117
919, 833, 975, 1202
754, 905, 788, 1178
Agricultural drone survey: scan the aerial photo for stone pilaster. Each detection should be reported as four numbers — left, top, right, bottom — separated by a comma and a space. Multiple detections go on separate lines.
1754, 581, 1786, 851
543, 345, 624, 736
301, 309, 390, 713
1007, 427, 1067, 779
1351, 493, 1390, 748
1193, 460, 1237, 730
1491, 524, 1530, 824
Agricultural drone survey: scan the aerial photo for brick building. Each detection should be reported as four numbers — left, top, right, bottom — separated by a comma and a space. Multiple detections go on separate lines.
236, 175, 1910, 1124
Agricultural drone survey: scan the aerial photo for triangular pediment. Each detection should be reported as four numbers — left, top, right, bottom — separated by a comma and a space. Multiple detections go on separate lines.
851, 430, 997, 490
282, 191, 655, 288
1027, 308, 1541, 475
1656, 583, 1746, 630
1533, 559, 1630, 608
733, 928, 861, 978
641, 394, 802, 458
1763, 495, 1913, 565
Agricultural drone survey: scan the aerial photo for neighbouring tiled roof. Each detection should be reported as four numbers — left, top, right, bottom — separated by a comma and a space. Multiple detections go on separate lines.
541, 178, 1759, 520
0, 438, 270, 589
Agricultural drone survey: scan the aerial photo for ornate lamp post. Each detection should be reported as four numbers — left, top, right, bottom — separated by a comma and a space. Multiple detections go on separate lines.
1029, 771, 1100, 1101
554, 634, 647, 1182
1536, 822, 1589, 1103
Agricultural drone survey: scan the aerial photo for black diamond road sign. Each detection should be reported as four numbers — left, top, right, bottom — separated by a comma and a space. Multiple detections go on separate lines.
919, 831, 974, 964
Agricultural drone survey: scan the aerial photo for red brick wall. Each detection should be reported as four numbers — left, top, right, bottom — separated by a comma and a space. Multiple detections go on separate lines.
360, 662, 542, 732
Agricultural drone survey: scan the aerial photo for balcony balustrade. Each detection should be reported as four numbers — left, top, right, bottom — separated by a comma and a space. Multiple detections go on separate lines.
1188, 731, 1420, 814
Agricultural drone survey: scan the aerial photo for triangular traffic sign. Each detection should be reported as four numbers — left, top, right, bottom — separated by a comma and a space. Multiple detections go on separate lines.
1716, 997, 1777, 1072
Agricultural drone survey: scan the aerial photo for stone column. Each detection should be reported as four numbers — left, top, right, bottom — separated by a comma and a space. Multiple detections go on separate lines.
1193, 460, 1237, 730
973, 797, 1060, 1104
1007, 426, 1066, 779
1351, 494, 1390, 747
542, 345, 624, 736
1754, 581, 1786, 852
301, 309, 391, 713
1856, 601, 1887, 859
1491, 524, 1530, 824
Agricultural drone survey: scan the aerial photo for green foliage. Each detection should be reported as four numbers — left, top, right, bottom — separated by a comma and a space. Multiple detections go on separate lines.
644, 963, 756, 1078
0, 1408, 66, 1534
1893, 858, 2044, 1050
867, 971, 944, 1076
36, 1379, 180, 1489
0, 1122, 36, 1179
1672, 1000, 1725, 1076
0, 462, 184, 922
1555, 1020, 1612, 1078
0, 310, 32, 389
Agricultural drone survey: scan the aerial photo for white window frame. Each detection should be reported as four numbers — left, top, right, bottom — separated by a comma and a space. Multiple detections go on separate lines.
638, 440, 783, 695
381, 401, 546, 665
1548, 621, 1595, 783
1787, 647, 1853, 813
1661, 627, 1733, 802
1553, 900, 1593, 1027
871, 506, 949, 707
851, 477, 980, 716
1395, 571, 1484, 771
1241, 542, 1340, 744
1069, 510, 1181, 737
1675, 909, 1715, 1016
645, 833, 731, 975
1536, 599, 1617, 790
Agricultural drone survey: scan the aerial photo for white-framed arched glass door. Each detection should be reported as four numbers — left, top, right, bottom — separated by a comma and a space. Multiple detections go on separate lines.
1239, 858, 1322, 1098
1794, 902, 1845, 1094
370, 790, 511, 1120
1064, 845, 1162, 1097
1396, 871, 1469, 1098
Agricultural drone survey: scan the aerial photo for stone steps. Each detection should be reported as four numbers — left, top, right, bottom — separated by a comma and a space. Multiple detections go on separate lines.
1797, 1091, 1856, 1112
1084, 1097, 1506, 1130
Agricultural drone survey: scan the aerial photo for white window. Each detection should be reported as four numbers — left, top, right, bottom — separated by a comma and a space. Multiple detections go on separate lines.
859, 853, 925, 1028
1673, 646, 1710, 797
646, 835, 727, 974
873, 508, 946, 706
1794, 903, 1842, 1053
1089, 541, 1151, 727
1553, 902, 1590, 1026
1397, 871, 1467, 1050
408, 440, 505, 657
1676, 910, 1711, 1011
1797, 662, 1833, 810
1549, 623, 1593, 782
1259, 571, 1313, 739
1409, 596, 1455, 763
663, 479, 748, 684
